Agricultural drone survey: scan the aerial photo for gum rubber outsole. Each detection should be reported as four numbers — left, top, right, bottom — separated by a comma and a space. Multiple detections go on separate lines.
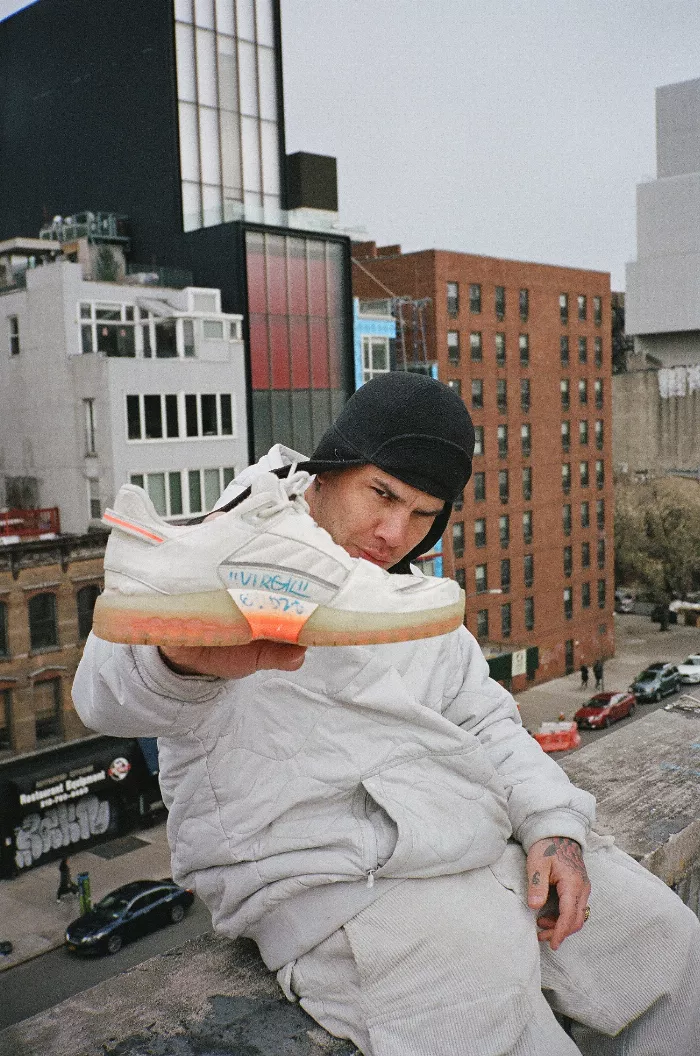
92, 592, 465, 648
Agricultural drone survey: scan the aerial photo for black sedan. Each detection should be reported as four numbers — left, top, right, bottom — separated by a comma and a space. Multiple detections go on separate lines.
630, 662, 680, 703
65, 879, 194, 955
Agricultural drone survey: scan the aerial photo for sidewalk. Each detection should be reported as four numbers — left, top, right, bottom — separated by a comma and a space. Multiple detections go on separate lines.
0, 821, 173, 973
515, 612, 700, 731
0, 614, 697, 976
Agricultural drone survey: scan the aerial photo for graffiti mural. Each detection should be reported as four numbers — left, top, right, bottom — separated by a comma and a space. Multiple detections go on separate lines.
14, 794, 111, 869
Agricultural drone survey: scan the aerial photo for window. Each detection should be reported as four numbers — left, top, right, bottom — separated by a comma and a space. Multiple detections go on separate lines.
578, 379, 588, 405
519, 334, 529, 367
0, 601, 8, 657
473, 426, 484, 456
565, 639, 575, 673
475, 564, 488, 593
582, 581, 591, 609
595, 419, 604, 450
581, 500, 590, 528
132, 466, 234, 517
474, 518, 487, 548
471, 379, 484, 409
596, 460, 604, 489
499, 514, 510, 547
580, 461, 590, 487
593, 296, 602, 326
598, 578, 606, 609
524, 553, 534, 588
578, 336, 587, 364
362, 335, 390, 381
469, 283, 481, 313
522, 466, 532, 501
470, 332, 483, 362
447, 282, 459, 316
452, 521, 464, 559
448, 379, 462, 397
522, 511, 533, 544
519, 288, 529, 322
564, 587, 573, 620
496, 379, 508, 413
597, 537, 606, 569
0, 689, 10, 752
560, 336, 569, 367
81, 303, 137, 357
577, 294, 587, 321
87, 477, 101, 520
594, 379, 603, 409
455, 568, 466, 589
563, 504, 572, 536
563, 545, 573, 577
524, 597, 535, 631
562, 463, 571, 494
126, 392, 233, 441
9, 315, 20, 356
500, 558, 511, 593
497, 424, 508, 458
477, 609, 489, 640
495, 285, 506, 320
559, 293, 569, 325
520, 379, 531, 414
560, 379, 570, 410
501, 602, 511, 639
495, 332, 506, 367
498, 469, 509, 504
582, 541, 591, 569
83, 398, 97, 455
447, 330, 460, 365
77, 584, 101, 640
596, 499, 605, 530
561, 420, 570, 452
453, 491, 464, 511
34, 677, 62, 744
521, 423, 531, 457
579, 420, 588, 446
594, 337, 603, 367
29, 593, 58, 651
474, 472, 486, 502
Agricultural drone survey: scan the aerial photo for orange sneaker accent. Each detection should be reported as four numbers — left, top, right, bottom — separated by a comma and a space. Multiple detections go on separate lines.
242, 609, 310, 644
229, 589, 317, 644
102, 511, 166, 544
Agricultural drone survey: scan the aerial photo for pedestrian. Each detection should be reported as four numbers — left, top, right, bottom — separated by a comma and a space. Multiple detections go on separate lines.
593, 659, 604, 690
73, 373, 700, 1055
56, 857, 77, 901
580, 664, 589, 690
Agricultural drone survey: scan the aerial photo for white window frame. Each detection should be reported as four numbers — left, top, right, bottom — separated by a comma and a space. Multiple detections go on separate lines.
125, 391, 235, 442
130, 466, 236, 518
362, 335, 390, 383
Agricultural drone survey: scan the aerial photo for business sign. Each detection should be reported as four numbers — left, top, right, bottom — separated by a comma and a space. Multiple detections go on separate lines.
511, 650, 527, 677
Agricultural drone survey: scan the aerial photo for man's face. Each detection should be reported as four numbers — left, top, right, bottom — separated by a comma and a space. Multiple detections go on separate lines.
305, 465, 444, 570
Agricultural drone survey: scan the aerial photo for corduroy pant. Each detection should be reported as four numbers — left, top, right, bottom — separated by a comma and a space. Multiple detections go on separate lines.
278, 842, 700, 1055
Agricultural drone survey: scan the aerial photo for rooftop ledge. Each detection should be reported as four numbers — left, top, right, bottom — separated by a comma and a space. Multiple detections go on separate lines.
3, 704, 699, 1056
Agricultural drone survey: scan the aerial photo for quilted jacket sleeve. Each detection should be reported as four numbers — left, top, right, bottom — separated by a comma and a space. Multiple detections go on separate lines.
440, 629, 596, 852
72, 632, 224, 739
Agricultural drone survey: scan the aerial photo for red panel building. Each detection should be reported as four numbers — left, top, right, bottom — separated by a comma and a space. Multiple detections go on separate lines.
353, 244, 614, 689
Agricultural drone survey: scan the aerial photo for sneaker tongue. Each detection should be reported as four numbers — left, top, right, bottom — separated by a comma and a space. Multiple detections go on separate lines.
250, 473, 286, 498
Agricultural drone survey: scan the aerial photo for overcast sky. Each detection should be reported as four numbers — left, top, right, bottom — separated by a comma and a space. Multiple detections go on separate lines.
3, 0, 700, 288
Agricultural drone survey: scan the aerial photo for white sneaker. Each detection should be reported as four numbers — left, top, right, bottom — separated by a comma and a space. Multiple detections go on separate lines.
93, 472, 465, 648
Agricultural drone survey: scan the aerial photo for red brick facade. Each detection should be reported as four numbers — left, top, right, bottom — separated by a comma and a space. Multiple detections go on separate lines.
353, 244, 614, 689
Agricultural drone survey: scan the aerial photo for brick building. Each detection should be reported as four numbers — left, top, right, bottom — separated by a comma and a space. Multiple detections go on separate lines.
353, 244, 614, 688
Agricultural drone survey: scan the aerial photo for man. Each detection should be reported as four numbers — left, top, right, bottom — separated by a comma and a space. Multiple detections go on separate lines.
73, 374, 699, 1055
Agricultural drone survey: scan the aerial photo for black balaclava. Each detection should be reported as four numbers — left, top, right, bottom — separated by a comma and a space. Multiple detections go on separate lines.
302, 372, 475, 573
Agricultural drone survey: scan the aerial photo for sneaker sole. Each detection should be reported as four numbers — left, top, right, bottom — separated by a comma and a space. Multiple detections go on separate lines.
93, 590, 465, 647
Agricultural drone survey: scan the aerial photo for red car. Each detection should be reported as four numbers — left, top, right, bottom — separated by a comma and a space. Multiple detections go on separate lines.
574, 691, 636, 730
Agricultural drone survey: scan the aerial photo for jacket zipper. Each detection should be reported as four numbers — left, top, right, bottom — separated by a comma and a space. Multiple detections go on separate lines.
363, 790, 379, 887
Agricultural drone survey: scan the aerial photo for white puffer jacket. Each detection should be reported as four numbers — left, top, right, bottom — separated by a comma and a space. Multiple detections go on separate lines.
72, 453, 596, 970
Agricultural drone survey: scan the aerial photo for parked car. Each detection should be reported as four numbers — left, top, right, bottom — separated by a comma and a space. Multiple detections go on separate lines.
630, 662, 680, 703
677, 655, 700, 685
574, 691, 636, 730
65, 878, 194, 956
614, 590, 634, 614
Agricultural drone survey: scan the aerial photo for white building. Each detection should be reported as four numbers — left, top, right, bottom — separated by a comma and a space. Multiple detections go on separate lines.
626, 76, 700, 366
1, 239, 247, 534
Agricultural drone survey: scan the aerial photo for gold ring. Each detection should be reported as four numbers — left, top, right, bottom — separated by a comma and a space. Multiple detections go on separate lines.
583, 906, 591, 922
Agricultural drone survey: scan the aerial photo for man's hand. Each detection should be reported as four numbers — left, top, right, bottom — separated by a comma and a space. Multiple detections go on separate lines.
159, 642, 307, 680
526, 836, 591, 951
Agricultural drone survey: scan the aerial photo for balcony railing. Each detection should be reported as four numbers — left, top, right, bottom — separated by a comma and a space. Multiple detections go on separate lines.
0, 507, 60, 541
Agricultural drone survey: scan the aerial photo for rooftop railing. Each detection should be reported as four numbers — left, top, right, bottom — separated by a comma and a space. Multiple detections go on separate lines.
0, 507, 60, 542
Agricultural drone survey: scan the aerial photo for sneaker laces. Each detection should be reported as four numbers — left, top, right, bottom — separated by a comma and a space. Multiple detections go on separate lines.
256, 467, 312, 520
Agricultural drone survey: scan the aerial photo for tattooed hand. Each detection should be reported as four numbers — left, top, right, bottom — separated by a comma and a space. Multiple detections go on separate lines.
526, 836, 591, 951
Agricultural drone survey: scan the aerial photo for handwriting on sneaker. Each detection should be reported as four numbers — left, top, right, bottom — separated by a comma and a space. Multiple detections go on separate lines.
225, 569, 312, 599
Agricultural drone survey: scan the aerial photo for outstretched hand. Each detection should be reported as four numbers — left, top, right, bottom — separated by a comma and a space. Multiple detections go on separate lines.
158, 642, 307, 680
526, 836, 591, 951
